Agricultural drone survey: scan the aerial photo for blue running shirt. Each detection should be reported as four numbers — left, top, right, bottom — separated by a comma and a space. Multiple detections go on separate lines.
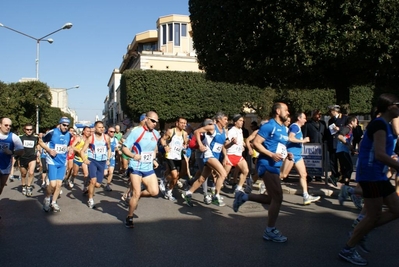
257, 119, 289, 167
124, 126, 160, 172
42, 128, 71, 166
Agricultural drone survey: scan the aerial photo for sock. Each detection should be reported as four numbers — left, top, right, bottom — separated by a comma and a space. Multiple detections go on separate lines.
89, 198, 94, 202
51, 201, 56, 205
186, 190, 192, 196
266, 227, 275, 232
45, 197, 50, 201
303, 192, 309, 198
236, 185, 242, 191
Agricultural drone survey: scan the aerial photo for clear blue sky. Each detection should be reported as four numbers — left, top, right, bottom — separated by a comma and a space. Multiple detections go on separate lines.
0, 0, 189, 122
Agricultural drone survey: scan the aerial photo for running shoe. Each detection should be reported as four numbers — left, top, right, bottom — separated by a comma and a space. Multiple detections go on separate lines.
328, 176, 338, 187
338, 247, 367, 266
263, 228, 288, 243
181, 193, 193, 207
177, 180, 183, 189
212, 195, 225, 207
350, 194, 363, 210
43, 198, 51, 212
59, 190, 63, 195
259, 182, 266, 194
26, 186, 33, 197
303, 195, 321, 205
51, 202, 61, 212
348, 231, 370, 254
165, 192, 177, 202
233, 190, 247, 212
159, 180, 166, 196
87, 199, 95, 209
8, 175, 14, 182
125, 216, 134, 228
104, 184, 112, 192
338, 185, 348, 205
22, 186, 27, 196
41, 181, 47, 189
203, 193, 212, 205
68, 180, 74, 189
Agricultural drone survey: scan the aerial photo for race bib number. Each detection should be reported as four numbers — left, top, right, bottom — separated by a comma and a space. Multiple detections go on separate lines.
95, 146, 107, 155
140, 152, 154, 163
276, 143, 287, 160
55, 144, 68, 154
212, 143, 223, 153
23, 140, 35, 148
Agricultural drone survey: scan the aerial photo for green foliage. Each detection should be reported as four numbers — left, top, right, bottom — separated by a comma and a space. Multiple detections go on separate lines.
0, 81, 52, 131
120, 70, 260, 122
189, 0, 399, 103
349, 85, 375, 114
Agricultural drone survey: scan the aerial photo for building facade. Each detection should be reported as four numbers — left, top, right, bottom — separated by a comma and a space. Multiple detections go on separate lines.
103, 14, 201, 128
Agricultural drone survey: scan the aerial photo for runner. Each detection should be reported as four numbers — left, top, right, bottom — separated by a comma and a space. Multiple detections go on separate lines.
223, 114, 249, 193
234, 103, 291, 242
80, 121, 111, 209
279, 112, 320, 205
72, 127, 91, 192
38, 117, 72, 212
159, 117, 188, 201
18, 123, 39, 197
181, 112, 233, 207
338, 93, 399, 265
104, 126, 118, 191
0, 118, 24, 202
122, 111, 160, 228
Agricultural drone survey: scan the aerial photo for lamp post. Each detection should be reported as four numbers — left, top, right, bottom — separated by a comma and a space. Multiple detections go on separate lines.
36, 93, 43, 134
53, 85, 80, 111
0, 22, 73, 80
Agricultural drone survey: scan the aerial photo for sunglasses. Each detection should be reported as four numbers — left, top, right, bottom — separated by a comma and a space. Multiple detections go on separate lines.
108, 131, 115, 133
62, 124, 69, 127
148, 118, 158, 123
25, 129, 33, 131
392, 102, 399, 107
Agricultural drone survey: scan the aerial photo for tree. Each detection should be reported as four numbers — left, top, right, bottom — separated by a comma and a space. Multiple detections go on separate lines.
0, 81, 52, 131
189, 0, 399, 104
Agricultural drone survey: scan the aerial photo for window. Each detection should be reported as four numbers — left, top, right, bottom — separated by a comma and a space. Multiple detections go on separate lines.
174, 24, 180, 46
182, 24, 187, 37
168, 23, 173, 41
162, 25, 166, 45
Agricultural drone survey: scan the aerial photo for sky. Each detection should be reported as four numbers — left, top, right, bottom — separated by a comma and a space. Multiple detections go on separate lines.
0, 0, 190, 122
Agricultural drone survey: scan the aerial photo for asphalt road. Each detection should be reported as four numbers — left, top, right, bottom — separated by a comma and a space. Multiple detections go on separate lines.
1, 170, 398, 267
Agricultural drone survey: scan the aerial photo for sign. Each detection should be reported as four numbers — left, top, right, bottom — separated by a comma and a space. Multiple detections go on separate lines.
302, 143, 323, 176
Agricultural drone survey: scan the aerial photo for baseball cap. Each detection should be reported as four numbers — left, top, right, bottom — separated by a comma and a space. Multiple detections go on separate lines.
59, 117, 71, 124
328, 105, 340, 111
139, 113, 146, 122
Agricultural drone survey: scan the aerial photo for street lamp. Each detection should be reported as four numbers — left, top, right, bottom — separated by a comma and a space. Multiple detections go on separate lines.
0, 22, 73, 80
53, 85, 80, 110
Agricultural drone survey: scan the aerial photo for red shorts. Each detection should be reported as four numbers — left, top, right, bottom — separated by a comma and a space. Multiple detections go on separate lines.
226, 155, 244, 167
67, 152, 75, 160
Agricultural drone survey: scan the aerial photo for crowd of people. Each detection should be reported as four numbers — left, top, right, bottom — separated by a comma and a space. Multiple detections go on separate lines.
1, 93, 399, 266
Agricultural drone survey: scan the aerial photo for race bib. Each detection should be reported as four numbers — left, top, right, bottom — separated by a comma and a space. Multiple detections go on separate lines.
212, 143, 223, 153
55, 144, 68, 154
140, 152, 154, 163
23, 140, 35, 148
276, 143, 287, 160
95, 146, 107, 155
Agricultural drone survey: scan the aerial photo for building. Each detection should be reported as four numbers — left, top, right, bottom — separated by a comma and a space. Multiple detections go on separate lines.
103, 14, 201, 128
50, 88, 79, 122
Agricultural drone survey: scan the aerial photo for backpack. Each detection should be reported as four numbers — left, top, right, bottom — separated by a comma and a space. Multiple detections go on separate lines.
188, 133, 205, 149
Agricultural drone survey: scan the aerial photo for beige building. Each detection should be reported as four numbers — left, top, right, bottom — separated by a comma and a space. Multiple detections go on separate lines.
50, 87, 79, 122
104, 14, 201, 127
